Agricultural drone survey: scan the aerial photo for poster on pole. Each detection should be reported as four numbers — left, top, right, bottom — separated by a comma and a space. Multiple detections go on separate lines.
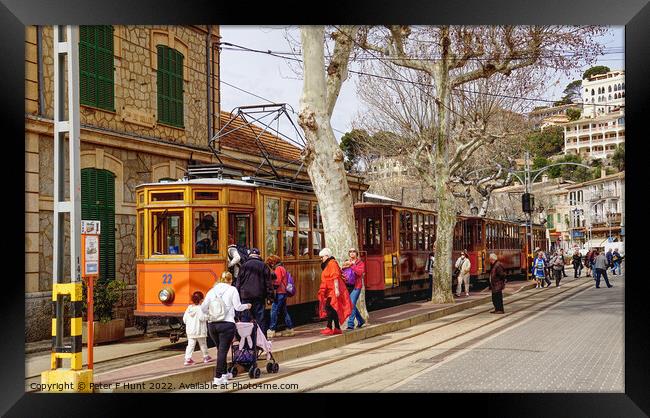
81, 220, 101, 278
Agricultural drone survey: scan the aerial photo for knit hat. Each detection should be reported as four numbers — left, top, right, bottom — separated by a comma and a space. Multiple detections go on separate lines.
319, 248, 333, 258
250, 248, 260, 255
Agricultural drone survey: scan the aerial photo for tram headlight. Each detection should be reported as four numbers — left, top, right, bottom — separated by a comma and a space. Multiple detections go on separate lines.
158, 288, 175, 304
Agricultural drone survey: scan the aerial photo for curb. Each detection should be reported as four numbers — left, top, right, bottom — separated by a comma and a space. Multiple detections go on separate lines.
103, 282, 536, 392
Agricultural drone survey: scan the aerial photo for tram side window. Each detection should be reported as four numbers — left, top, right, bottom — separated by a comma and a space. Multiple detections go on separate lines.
137, 211, 144, 256
151, 211, 183, 255
430, 215, 436, 250
423, 215, 429, 251
399, 212, 406, 250
364, 216, 382, 255
487, 224, 493, 248
193, 210, 219, 255
265, 198, 281, 257
312, 203, 325, 257
385, 213, 393, 242
412, 213, 419, 250
283, 199, 297, 258
298, 201, 310, 257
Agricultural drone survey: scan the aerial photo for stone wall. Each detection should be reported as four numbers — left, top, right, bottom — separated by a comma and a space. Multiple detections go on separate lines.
39, 25, 219, 150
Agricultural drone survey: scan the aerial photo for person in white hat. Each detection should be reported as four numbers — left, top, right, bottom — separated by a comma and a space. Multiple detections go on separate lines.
317, 248, 352, 336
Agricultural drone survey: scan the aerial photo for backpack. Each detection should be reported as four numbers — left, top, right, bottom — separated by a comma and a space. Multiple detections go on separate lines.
342, 267, 356, 287
207, 289, 228, 322
285, 269, 296, 297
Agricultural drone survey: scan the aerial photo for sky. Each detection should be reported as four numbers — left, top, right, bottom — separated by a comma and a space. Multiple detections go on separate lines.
218, 26, 624, 144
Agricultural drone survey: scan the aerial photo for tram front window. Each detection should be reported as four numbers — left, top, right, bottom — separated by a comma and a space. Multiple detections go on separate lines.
194, 211, 219, 255
152, 211, 184, 255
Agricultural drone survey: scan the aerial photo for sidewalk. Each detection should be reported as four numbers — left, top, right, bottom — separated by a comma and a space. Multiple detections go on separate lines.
93, 279, 536, 391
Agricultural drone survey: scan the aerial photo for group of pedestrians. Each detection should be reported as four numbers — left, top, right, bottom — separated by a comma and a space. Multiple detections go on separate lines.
181, 240, 368, 385
531, 248, 571, 289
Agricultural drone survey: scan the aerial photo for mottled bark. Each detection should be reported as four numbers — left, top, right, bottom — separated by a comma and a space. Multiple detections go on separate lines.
299, 26, 369, 323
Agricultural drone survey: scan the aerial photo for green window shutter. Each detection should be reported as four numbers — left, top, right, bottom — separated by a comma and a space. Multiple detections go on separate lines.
81, 168, 115, 284
79, 25, 114, 111
157, 45, 184, 127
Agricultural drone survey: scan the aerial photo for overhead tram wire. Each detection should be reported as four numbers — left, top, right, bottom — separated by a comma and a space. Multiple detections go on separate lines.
220, 39, 626, 108
220, 79, 350, 137
102, 32, 626, 109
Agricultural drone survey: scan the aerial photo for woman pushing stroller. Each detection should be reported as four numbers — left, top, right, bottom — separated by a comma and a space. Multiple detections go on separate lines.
201, 271, 251, 386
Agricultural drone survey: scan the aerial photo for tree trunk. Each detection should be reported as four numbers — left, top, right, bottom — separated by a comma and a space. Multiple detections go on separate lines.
298, 26, 369, 324
431, 37, 456, 304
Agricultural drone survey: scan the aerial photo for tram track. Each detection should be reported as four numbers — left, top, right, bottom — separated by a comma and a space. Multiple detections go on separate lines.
24, 338, 186, 392
216, 277, 595, 393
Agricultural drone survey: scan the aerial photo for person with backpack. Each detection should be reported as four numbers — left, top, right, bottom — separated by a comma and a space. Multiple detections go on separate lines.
551, 250, 565, 287
532, 252, 547, 289
265, 255, 295, 339
201, 271, 251, 386
227, 235, 249, 283
182, 291, 212, 366
235, 248, 274, 335
342, 248, 366, 330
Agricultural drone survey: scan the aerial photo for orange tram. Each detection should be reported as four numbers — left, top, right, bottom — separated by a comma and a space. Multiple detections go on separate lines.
134, 179, 547, 332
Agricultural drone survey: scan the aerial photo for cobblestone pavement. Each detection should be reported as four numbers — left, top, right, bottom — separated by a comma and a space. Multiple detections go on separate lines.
393, 275, 625, 392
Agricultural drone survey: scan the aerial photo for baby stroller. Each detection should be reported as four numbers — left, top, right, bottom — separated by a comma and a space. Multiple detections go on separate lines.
228, 320, 279, 379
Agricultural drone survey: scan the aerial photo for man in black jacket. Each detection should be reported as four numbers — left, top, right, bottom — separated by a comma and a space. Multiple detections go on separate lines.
489, 253, 506, 314
235, 248, 274, 334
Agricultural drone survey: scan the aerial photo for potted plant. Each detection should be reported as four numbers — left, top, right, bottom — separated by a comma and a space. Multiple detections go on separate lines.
82, 279, 127, 344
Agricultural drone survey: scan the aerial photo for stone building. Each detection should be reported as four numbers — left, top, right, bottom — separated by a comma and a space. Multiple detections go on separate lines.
25, 25, 223, 342
24, 25, 367, 342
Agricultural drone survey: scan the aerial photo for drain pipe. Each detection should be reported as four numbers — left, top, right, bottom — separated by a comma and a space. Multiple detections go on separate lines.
37, 25, 45, 116
206, 25, 212, 144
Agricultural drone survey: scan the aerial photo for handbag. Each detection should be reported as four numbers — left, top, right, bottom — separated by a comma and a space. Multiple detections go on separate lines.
342, 267, 356, 287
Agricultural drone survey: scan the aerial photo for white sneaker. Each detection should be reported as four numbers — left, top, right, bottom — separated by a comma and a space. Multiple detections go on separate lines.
267, 330, 276, 339
213, 376, 228, 386
225, 372, 233, 379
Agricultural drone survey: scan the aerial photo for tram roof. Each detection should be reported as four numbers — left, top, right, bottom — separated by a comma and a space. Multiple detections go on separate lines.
137, 178, 259, 188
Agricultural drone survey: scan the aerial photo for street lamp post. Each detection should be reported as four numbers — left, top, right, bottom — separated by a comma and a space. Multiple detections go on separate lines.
508, 152, 592, 279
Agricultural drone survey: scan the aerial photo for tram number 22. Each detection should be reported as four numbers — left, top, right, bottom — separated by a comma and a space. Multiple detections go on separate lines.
162, 274, 173, 284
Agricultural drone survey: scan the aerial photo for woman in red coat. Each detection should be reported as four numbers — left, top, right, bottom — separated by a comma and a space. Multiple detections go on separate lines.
317, 248, 352, 335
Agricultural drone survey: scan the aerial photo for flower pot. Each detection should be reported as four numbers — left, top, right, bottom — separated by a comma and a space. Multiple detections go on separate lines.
82, 318, 125, 345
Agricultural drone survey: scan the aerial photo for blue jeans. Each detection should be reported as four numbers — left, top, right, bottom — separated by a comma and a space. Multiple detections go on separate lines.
347, 288, 365, 328
269, 293, 293, 331
595, 268, 612, 288
612, 261, 621, 275
240, 298, 267, 335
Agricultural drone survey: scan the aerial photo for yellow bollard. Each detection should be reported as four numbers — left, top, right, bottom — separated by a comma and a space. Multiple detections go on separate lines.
40, 282, 93, 393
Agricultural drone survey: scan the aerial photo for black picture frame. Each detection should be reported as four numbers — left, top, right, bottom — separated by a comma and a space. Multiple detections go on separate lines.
2, 0, 647, 415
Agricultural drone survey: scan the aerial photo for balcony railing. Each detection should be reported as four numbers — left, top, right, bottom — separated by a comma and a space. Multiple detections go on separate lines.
607, 212, 622, 224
